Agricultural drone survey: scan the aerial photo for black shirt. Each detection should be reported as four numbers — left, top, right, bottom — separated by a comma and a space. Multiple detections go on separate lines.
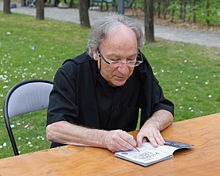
47, 52, 174, 148
96, 67, 141, 131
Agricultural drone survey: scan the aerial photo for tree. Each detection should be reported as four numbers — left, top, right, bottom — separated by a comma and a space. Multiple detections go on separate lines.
157, 0, 161, 18
144, 0, 155, 42
3, 0, 10, 14
36, 0, 44, 20
206, 0, 210, 25
79, 0, 91, 28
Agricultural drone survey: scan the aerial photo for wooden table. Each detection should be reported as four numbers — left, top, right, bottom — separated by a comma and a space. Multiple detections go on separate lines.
0, 113, 219, 176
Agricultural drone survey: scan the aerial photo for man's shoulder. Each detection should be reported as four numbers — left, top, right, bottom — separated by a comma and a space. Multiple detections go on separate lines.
60, 52, 94, 71
58, 51, 96, 79
63, 51, 93, 66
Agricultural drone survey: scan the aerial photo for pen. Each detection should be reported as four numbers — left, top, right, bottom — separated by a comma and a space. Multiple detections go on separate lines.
134, 146, 140, 152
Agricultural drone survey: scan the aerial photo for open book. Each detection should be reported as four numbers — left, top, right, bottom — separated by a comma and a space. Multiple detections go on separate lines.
114, 140, 194, 167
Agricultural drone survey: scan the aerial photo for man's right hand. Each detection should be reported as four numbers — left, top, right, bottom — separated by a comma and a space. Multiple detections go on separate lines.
102, 130, 137, 152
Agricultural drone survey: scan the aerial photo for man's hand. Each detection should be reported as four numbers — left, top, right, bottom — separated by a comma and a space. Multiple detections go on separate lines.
103, 130, 137, 152
137, 123, 165, 148
136, 110, 173, 148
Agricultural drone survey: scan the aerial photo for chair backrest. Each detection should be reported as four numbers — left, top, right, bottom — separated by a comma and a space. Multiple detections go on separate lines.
3, 79, 54, 155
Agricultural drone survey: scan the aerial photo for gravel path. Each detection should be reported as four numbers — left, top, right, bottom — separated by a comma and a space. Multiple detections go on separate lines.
1, 3, 220, 48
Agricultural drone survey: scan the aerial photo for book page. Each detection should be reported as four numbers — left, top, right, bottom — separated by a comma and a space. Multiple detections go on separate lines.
115, 143, 173, 166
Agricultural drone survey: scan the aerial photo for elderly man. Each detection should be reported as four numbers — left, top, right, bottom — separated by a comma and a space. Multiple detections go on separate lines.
46, 14, 174, 152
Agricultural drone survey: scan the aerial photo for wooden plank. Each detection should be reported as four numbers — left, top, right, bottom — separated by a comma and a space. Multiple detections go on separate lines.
0, 113, 219, 176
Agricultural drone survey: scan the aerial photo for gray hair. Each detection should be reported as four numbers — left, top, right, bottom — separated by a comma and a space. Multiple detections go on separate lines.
87, 14, 144, 57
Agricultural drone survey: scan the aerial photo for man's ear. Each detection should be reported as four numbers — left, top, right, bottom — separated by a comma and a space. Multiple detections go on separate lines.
92, 49, 99, 61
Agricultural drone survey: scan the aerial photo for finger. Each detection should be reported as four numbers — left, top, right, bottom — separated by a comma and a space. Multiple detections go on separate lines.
136, 132, 145, 147
154, 132, 165, 146
118, 132, 136, 150
147, 133, 158, 147
110, 131, 135, 151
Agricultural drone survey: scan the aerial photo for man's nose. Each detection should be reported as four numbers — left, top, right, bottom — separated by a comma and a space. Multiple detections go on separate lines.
117, 63, 130, 75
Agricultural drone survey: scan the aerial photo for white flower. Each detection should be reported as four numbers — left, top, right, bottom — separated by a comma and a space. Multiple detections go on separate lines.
3, 142, 7, 147
175, 89, 179, 92
208, 95, 212, 98
24, 124, 29, 128
31, 46, 36, 50
10, 124, 15, 128
31, 73, 37, 77
195, 76, 198, 79
181, 87, 185, 90
6, 32, 11, 35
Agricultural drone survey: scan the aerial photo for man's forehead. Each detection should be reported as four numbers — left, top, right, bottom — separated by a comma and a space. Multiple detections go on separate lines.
106, 24, 134, 37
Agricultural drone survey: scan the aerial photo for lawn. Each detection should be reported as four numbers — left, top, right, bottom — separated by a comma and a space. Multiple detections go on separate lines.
0, 12, 219, 159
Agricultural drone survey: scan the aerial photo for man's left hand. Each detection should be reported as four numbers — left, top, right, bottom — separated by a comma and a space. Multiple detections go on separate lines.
136, 122, 165, 148
136, 110, 173, 148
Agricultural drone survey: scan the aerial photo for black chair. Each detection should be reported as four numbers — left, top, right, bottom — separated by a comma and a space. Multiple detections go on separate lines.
3, 79, 53, 155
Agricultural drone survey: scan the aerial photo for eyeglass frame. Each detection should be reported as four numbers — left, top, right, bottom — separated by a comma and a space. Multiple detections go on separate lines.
97, 48, 143, 67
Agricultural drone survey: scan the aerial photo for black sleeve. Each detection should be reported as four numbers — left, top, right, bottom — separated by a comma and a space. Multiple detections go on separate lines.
151, 76, 174, 116
139, 53, 174, 126
46, 62, 79, 126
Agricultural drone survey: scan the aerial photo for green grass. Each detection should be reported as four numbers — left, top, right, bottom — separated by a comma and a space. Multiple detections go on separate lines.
0, 11, 219, 159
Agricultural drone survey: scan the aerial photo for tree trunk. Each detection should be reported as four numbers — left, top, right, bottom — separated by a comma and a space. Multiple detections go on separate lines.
36, 0, 44, 20
193, 0, 196, 23
206, 0, 210, 25
188, 0, 192, 22
79, 0, 91, 28
170, 0, 175, 22
157, 0, 161, 18
3, 0, 11, 14
54, 0, 59, 6
179, 0, 183, 19
163, 0, 169, 20
144, 0, 155, 43
183, 0, 187, 22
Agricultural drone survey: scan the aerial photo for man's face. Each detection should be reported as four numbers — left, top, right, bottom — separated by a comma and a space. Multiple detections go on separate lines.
93, 25, 138, 87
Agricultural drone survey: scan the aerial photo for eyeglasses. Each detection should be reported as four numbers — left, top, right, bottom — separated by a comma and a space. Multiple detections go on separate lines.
97, 48, 143, 67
